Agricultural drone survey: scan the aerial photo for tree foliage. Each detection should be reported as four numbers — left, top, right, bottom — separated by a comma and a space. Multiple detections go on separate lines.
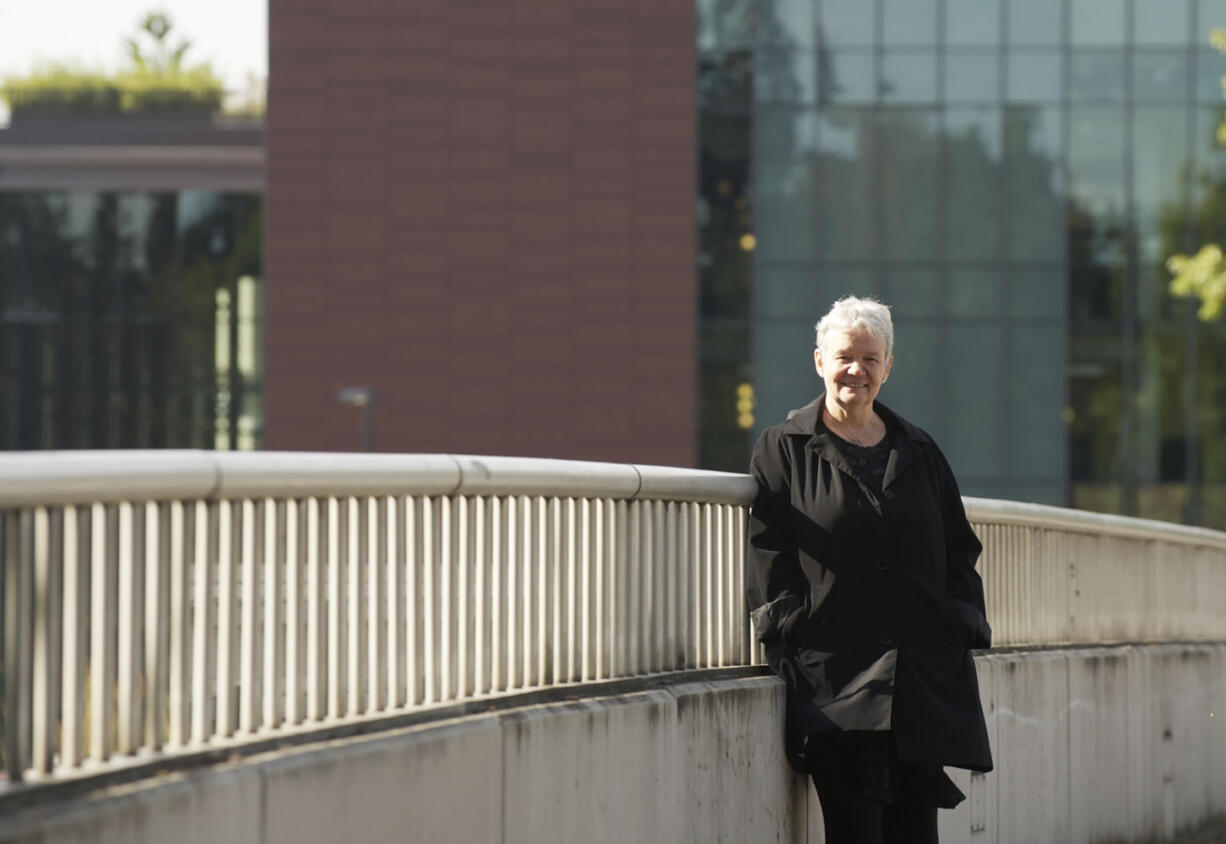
1167, 28, 1226, 320
0, 10, 224, 115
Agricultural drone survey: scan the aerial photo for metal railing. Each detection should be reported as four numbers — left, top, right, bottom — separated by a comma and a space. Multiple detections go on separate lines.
2, 452, 1225, 792
0, 451, 757, 786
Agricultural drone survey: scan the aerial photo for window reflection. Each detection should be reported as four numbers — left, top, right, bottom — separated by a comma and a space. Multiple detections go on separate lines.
945, 52, 1000, 103
1007, 52, 1065, 102
0, 191, 263, 450
879, 108, 939, 260
1070, 0, 1125, 47
946, 106, 1003, 260
816, 49, 875, 104
1004, 105, 1064, 261
1007, 0, 1064, 47
820, 0, 874, 47
880, 52, 938, 103
1133, 51, 1192, 101
1135, 0, 1190, 46
1070, 50, 1127, 101
945, 0, 1001, 47
882, 0, 937, 47
815, 108, 877, 259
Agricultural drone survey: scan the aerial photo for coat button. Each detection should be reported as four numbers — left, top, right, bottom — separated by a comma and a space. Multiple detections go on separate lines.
883, 489, 895, 500
875, 560, 887, 571
880, 633, 894, 645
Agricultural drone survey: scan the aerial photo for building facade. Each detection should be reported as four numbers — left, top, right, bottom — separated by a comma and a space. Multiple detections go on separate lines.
7, 0, 1226, 531
699, 0, 1226, 529
0, 114, 264, 451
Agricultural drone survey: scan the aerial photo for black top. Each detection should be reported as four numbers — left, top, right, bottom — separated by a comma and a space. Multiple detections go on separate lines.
817, 422, 965, 808
746, 395, 993, 777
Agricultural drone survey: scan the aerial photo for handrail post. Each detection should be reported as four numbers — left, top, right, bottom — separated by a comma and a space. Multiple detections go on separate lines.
3, 511, 25, 783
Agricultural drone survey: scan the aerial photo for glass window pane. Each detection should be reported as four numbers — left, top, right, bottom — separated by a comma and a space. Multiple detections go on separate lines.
1195, 48, 1226, 101
772, 0, 817, 47
949, 268, 1003, 316
755, 47, 818, 103
885, 268, 942, 317
1070, 49, 1127, 101
816, 108, 878, 259
1007, 323, 1066, 482
879, 108, 940, 260
882, 0, 937, 46
1068, 106, 1128, 217
1134, 0, 1190, 46
756, 159, 819, 262
1132, 107, 1190, 260
1008, 0, 1064, 47
817, 49, 876, 104
1007, 51, 1065, 102
1133, 50, 1192, 100
946, 107, 1003, 260
820, 0, 875, 47
1198, 0, 1226, 37
880, 52, 938, 103
1007, 267, 1064, 318
1190, 108, 1226, 251
753, 318, 823, 429
946, 323, 1004, 471
757, 264, 824, 318
698, 0, 754, 49
945, 52, 1001, 102
1004, 105, 1065, 262
884, 322, 941, 430
1070, 0, 1125, 46
945, 0, 1001, 47
755, 106, 819, 161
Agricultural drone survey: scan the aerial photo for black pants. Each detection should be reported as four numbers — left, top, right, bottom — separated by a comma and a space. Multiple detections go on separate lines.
811, 774, 940, 844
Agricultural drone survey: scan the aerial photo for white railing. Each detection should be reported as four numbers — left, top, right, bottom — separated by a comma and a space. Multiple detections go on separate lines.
0, 452, 757, 786
2, 452, 1226, 792
967, 497, 1226, 646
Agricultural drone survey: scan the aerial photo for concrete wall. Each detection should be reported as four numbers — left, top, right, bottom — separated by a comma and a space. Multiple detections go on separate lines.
5, 645, 1225, 844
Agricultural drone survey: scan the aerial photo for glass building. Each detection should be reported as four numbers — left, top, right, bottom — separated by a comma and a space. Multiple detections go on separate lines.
699, 0, 1226, 530
0, 120, 264, 451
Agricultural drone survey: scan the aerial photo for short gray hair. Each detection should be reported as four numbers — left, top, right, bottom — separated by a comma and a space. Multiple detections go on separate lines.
815, 295, 894, 359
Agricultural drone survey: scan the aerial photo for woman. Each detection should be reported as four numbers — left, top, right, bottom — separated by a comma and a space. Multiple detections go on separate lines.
746, 295, 992, 843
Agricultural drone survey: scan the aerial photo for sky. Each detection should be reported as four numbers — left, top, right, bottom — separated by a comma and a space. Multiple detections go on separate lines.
0, 0, 267, 118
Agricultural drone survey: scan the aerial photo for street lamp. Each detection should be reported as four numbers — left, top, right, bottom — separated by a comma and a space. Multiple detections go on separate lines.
336, 387, 376, 452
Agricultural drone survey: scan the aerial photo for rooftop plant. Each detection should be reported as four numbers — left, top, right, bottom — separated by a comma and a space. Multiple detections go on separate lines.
0, 11, 226, 116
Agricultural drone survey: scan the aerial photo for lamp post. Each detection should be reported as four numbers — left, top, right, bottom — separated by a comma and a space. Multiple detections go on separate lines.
336, 387, 376, 452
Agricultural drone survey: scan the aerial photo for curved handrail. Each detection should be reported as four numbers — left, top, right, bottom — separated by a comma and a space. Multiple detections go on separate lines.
2, 451, 1225, 793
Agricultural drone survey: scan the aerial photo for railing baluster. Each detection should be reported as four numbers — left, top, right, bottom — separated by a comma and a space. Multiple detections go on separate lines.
190, 501, 215, 746
61, 506, 88, 769
284, 499, 302, 726
264, 498, 283, 731
167, 502, 188, 747
215, 501, 237, 739
366, 496, 384, 714
326, 497, 343, 720
116, 502, 142, 756
346, 497, 363, 717
31, 507, 59, 776
90, 504, 117, 763
239, 499, 259, 735
306, 497, 324, 723
385, 496, 402, 709
144, 502, 168, 751
406, 496, 420, 707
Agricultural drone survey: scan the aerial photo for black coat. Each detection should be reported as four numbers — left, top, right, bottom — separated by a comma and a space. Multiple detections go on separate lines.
746, 396, 993, 774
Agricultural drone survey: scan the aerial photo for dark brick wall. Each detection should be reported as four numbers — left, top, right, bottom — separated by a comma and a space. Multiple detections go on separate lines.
266, 0, 696, 464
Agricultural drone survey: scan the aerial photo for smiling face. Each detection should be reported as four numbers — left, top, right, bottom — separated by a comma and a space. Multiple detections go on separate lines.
814, 328, 893, 413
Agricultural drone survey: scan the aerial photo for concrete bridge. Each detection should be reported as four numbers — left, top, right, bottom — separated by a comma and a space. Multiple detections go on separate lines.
0, 451, 1224, 843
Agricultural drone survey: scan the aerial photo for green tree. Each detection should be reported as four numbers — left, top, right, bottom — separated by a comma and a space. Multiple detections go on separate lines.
1166, 28, 1226, 320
